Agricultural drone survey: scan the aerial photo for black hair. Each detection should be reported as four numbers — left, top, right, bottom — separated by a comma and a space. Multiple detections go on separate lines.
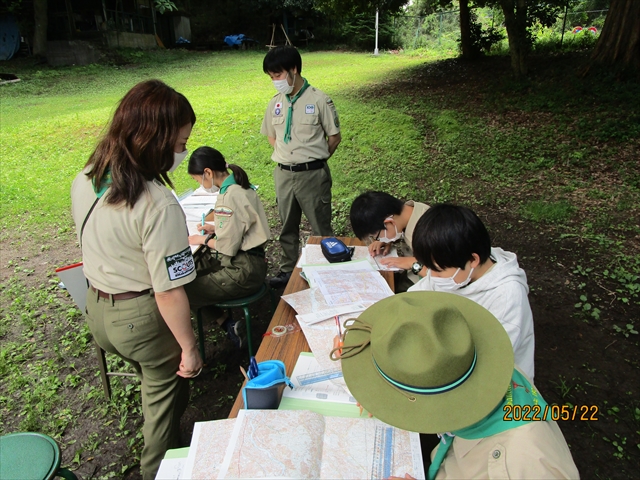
349, 191, 405, 240
412, 204, 491, 271
263, 46, 303, 75
187, 146, 251, 190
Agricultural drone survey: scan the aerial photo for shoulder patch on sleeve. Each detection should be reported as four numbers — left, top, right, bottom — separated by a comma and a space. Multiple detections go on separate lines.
165, 247, 195, 281
215, 206, 234, 230
215, 206, 234, 217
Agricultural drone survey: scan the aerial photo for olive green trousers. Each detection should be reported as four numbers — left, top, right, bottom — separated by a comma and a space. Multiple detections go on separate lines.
85, 289, 189, 480
184, 250, 267, 311
274, 163, 333, 272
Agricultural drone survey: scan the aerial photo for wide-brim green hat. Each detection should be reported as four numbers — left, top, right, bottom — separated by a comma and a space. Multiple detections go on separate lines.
340, 291, 514, 433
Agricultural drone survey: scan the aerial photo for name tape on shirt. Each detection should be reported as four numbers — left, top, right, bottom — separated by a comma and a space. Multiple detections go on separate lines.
165, 247, 195, 281
305, 104, 315, 114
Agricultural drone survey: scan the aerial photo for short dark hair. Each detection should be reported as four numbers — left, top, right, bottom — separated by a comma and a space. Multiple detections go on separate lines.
350, 191, 405, 240
188, 146, 252, 190
263, 46, 302, 74
412, 204, 491, 271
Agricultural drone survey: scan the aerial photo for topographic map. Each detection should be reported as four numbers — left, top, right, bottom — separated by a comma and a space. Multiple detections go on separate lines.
186, 419, 236, 479
297, 245, 401, 271
201, 410, 425, 479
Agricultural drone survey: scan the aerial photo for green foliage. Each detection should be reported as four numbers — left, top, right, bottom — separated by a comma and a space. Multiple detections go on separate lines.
153, 0, 177, 14
520, 200, 574, 224
462, 10, 505, 56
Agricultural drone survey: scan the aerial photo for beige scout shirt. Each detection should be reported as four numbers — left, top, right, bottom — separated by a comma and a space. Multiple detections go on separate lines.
71, 171, 196, 294
433, 420, 580, 479
260, 84, 340, 165
403, 200, 430, 253
213, 184, 270, 257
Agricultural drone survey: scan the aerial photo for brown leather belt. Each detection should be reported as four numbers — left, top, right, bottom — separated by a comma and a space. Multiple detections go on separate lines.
91, 285, 151, 301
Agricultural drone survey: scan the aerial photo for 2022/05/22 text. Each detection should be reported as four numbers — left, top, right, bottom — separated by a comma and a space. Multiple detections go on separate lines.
503, 404, 599, 421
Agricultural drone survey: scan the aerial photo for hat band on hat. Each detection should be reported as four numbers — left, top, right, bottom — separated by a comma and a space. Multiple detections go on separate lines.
372, 349, 477, 396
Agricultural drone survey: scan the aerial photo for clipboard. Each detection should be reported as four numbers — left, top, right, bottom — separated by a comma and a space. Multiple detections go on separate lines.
55, 262, 89, 313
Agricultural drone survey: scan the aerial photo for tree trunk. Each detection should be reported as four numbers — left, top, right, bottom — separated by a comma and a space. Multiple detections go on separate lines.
459, 0, 473, 59
590, 0, 640, 70
499, 0, 528, 77
33, 0, 48, 57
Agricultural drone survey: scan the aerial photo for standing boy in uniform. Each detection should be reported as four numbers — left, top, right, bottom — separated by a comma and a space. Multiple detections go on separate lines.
261, 46, 341, 289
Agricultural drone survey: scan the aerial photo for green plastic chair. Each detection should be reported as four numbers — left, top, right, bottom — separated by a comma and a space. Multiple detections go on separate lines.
0, 432, 77, 480
197, 282, 275, 359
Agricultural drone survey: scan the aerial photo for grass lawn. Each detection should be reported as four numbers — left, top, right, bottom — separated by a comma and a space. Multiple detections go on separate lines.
1, 48, 639, 478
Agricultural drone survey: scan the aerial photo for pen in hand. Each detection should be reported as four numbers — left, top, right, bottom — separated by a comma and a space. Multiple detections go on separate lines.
334, 315, 343, 355
201, 213, 205, 235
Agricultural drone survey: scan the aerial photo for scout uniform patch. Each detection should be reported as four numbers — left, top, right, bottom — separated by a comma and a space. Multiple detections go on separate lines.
215, 206, 234, 230
164, 247, 195, 281
274, 102, 283, 116
305, 104, 315, 114
327, 98, 339, 127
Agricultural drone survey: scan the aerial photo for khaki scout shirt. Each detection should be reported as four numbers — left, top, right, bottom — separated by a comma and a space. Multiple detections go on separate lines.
403, 200, 430, 253
399, 201, 430, 283
213, 184, 270, 257
433, 418, 579, 479
71, 171, 196, 294
260, 84, 340, 165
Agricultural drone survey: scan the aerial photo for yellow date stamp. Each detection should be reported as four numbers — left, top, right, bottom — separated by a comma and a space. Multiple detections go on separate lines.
503, 404, 599, 421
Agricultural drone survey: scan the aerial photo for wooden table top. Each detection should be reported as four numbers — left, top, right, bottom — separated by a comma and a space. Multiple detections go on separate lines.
228, 236, 394, 418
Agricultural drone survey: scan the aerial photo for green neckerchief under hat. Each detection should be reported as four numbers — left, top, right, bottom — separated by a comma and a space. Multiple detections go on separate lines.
428, 368, 549, 480
283, 78, 310, 144
219, 173, 257, 194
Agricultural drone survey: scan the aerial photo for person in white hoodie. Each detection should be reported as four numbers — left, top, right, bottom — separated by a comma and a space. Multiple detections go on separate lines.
408, 204, 535, 380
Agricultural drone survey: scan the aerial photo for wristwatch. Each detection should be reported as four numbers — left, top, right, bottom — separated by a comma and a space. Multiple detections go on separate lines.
203, 233, 214, 247
411, 261, 423, 276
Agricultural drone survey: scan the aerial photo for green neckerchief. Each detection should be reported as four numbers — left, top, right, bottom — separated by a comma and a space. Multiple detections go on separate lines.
92, 168, 112, 199
219, 173, 257, 194
428, 369, 549, 480
283, 78, 310, 144
219, 173, 237, 194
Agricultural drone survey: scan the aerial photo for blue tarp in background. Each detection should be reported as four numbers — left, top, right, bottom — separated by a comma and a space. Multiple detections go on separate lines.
0, 15, 20, 61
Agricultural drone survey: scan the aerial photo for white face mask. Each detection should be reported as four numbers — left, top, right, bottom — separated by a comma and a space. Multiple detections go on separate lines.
378, 217, 403, 243
272, 73, 295, 95
201, 172, 217, 193
170, 149, 188, 173
428, 267, 474, 292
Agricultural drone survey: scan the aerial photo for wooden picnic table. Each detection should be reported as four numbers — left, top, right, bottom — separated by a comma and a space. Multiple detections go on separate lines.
228, 236, 395, 418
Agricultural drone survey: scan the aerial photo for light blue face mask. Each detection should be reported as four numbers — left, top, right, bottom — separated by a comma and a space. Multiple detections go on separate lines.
428, 266, 474, 292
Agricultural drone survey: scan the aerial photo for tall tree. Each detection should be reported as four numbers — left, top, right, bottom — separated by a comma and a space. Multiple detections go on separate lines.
497, 0, 528, 77
589, 0, 640, 72
459, 0, 473, 58
32, 0, 47, 56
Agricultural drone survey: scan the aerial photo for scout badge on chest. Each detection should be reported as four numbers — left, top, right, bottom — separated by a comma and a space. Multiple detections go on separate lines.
320, 237, 355, 263
242, 357, 293, 409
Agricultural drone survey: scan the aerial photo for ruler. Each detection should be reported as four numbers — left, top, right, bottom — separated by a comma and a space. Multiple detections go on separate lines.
296, 368, 343, 385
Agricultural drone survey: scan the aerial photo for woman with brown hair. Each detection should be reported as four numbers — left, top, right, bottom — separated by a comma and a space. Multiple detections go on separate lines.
70, 79, 203, 479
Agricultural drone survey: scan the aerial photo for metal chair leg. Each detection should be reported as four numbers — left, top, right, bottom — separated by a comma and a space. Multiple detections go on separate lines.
243, 306, 253, 356
94, 340, 112, 401
196, 308, 206, 362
